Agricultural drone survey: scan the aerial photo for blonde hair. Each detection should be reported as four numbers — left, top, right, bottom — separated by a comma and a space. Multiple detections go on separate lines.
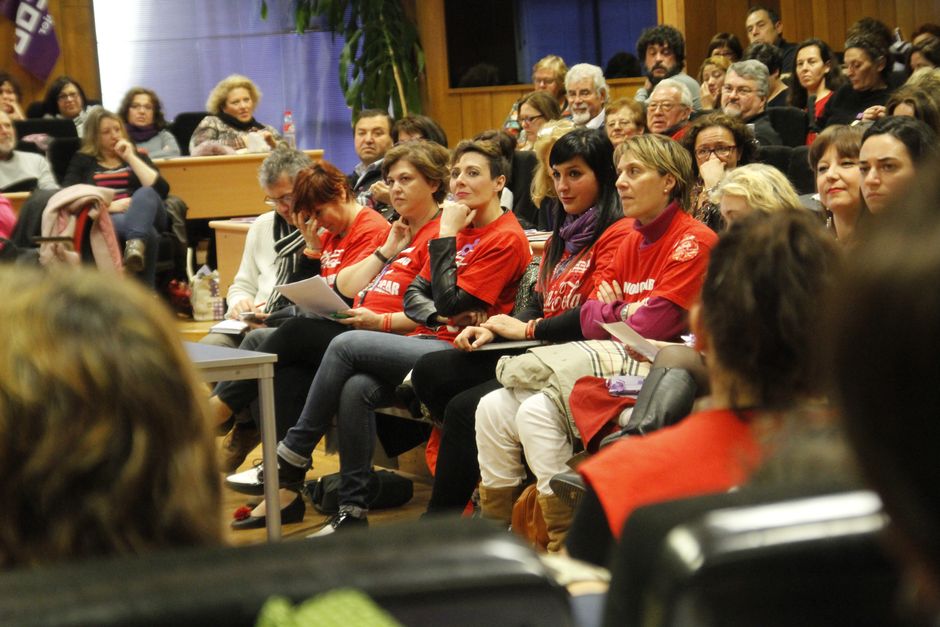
614, 134, 693, 210
698, 54, 732, 82
709, 163, 803, 214
206, 74, 262, 115
530, 119, 576, 206
532, 54, 568, 98
0, 267, 222, 567
79, 108, 127, 160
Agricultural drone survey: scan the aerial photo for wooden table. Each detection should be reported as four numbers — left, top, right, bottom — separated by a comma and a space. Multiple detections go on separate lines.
3, 191, 29, 215
157, 149, 322, 220
184, 342, 281, 540
209, 218, 253, 296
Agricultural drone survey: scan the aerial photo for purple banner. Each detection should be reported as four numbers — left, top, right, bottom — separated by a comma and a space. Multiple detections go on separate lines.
1, 0, 60, 80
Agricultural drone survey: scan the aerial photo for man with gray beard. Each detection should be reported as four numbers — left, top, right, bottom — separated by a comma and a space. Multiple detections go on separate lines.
565, 64, 608, 129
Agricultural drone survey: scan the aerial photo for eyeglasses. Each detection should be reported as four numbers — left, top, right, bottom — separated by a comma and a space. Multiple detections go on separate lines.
519, 114, 544, 125
695, 145, 737, 160
57, 91, 81, 101
606, 118, 636, 129
647, 101, 681, 112
722, 85, 756, 97
263, 194, 293, 207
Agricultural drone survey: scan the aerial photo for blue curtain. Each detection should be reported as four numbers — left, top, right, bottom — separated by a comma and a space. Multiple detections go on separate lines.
94, 0, 357, 170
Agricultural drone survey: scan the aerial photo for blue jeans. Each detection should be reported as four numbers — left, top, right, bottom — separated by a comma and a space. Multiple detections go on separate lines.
279, 330, 453, 510
110, 187, 167, 286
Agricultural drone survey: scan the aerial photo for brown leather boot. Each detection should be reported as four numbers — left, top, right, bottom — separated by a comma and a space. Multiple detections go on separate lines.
479, 485, 523, 528
538, 493, 574, 553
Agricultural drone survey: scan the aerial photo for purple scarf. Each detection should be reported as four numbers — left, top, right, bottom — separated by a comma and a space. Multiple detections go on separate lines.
558, 206, 598, 254
127, 123, 159, 144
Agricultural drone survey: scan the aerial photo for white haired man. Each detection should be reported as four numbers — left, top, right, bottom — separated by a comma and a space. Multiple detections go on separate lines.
565, 63, 608, 129
646, 79, 693, 139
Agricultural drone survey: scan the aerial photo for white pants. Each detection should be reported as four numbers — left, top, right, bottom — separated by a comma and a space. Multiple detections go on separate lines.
475, 387, 573, 496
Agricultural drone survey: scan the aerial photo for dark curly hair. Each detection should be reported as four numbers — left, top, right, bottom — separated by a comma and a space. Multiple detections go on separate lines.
117, 87, 168, 130
636, 25, 686, 69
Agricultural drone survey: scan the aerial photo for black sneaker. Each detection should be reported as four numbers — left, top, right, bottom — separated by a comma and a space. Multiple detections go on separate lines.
549, 471, 587, 509
307, 509, 369, 537
224, 455, 308, 495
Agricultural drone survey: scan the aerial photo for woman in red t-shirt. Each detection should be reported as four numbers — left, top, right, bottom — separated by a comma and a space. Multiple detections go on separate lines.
568, 210, 841, 562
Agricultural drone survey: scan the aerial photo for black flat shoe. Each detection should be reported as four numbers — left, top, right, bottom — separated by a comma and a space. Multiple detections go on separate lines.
231, 492, 305, 530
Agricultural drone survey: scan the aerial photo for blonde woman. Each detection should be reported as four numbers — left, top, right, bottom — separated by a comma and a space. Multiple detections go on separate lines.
504, 54, 570, 139
698, 55, 731, 109
190, 74, 279, 155
709, 163, 804, 225
0, 267, 221, 568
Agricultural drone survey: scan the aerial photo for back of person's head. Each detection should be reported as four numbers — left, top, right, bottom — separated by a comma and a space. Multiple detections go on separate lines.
616, 133, 693, 209
885, 86, 940, 133
604, 51, 642, 78
701, 210, 841, 409
258, 145, 313, 188
744, 42, 782, 76
43, 75, 87, 117
205, 74, 261, 115
451, 138, 510, 180
291, 159, 352, 215
905, 67, 940, 102
0, 267, 221, 568
381, 139, 451, 203
79, 108, 125, 158
391, 114, 448, 147
809, 124, 863, 172
710, 162, 804, 215
636, 25, 686, 68
117, 87, 168, 129
531, 119, 576, 206
707, 32, 744, 61
862, 115, 940, 165
830, 159, 940, 611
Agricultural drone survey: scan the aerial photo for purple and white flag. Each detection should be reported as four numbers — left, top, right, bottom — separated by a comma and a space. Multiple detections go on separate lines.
1, 0, 60, 80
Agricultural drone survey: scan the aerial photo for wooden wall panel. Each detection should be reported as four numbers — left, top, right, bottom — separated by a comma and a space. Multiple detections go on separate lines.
0, 0, 99, 109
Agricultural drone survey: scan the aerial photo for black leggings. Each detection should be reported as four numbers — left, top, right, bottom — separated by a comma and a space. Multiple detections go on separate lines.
411, 347, 526, 513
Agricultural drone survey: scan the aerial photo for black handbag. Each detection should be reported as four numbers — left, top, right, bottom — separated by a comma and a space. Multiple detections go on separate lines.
305, 469, 413, 514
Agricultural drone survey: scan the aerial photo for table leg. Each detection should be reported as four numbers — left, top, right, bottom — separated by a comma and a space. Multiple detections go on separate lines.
258, 366, 281, 540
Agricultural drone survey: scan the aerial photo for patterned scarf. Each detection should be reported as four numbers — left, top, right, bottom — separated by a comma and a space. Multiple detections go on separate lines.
265, 213, 306, 313
557, 205, 598, 254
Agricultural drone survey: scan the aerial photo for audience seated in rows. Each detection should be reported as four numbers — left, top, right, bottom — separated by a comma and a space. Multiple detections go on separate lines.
634, 25, 702, 111
603, 97, 645, 148
118, 87, 180, 159
818, 34, 891, 128
706, 31, 743, 63
789, 38, 846, 139
513, 91, 562, 151
189, 74, 278, 156
745, 5, 797, 73
502, 54, 570, 144
645, 78, 693, 139
0, 110, 57, 191
745, 42, 790, 106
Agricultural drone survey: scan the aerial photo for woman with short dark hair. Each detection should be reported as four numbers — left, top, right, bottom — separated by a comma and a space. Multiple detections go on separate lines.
118, 87, 180, 159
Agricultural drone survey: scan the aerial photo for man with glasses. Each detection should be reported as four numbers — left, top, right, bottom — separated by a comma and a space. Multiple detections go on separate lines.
201, 146, 315, 349
634, 25, 702, 111
565, 63, 608, 129
645, 79, 693, 139
721, 60, 782, 146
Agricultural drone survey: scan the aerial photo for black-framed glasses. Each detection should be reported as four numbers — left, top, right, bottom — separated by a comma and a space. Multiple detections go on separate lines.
263, 194, 293, 207
695, 145, 736, 160
519, 114, 544, 124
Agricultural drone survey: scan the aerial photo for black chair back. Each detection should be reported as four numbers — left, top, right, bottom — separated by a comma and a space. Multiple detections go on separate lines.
14, 118, 78, 141
170, 111, 208, 156
788, 145, 815, 195
0, 518, 571, 627
48, 136, 81, 185
766, 106, 809, 148
755, 144, 793, 176
509, 150, 538, 229
610, 490, 902, 627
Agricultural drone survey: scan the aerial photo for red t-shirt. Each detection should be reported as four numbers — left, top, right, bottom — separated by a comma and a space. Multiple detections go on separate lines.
579, 408, 762, 538
413, 210, 531, 342
539, 217, 633, 319
598, 209, 716, 310
319, 207, 390, 287
353, 217, 441, 314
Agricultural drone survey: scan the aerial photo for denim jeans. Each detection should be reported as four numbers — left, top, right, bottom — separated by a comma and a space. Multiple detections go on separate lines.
279, 330, 453, 509
110, 186, 167, 286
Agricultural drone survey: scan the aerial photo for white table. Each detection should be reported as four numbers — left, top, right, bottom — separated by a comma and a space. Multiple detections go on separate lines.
184, 342, 281, 540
